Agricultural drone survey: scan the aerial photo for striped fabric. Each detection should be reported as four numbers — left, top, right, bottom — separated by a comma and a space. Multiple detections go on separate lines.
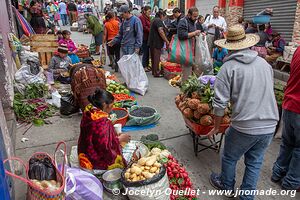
168, 35, 195, 66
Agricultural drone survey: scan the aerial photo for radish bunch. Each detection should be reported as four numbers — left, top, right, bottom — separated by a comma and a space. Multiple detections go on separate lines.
164, 155, 197, 200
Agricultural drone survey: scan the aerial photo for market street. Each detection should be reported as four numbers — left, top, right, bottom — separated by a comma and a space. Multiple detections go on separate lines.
13, 30, 297, 200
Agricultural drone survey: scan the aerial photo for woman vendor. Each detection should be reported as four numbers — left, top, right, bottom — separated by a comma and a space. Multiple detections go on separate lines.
58, 30, 80, 64
78, 89, 131, 171
47, 44, 72, 84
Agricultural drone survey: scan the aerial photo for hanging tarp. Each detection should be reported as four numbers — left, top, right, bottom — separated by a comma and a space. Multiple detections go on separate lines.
12, 6, 35, 37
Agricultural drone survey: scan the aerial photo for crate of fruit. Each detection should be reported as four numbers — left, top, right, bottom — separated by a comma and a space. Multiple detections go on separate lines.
76, 44, 90, 58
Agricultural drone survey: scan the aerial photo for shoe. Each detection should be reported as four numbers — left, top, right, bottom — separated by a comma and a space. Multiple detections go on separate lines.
209, 173, 235, 198
271, 175, 282, 183
153, 74, 164, 78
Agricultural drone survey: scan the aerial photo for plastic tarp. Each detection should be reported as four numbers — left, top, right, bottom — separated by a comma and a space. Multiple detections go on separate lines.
126, 106, 161, 126
117, 53, 149, 96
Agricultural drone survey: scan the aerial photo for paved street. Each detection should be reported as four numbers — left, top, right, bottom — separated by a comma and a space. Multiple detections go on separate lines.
14, 29, 299, 200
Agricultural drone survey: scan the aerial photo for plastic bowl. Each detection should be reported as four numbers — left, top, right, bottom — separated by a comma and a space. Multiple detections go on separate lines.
253, 15, 271, 24
112, 107, 129, 127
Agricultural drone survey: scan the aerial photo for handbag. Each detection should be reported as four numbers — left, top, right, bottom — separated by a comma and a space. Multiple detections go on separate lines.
168, 34, 195, 66
3, 142, 67, 200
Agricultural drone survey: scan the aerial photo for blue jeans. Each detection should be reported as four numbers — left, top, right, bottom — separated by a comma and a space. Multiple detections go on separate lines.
272, 109, 300, 189
121, 46, 135, 55
141, 40, 150, 68
221, 127, 273, 200
60, 14, 68, 26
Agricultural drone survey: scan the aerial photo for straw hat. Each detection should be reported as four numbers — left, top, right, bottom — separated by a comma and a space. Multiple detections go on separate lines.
166, 9, 173, 16
214, 25, 260, 50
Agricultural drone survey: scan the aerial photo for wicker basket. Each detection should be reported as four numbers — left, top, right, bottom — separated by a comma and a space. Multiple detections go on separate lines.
76, 50, 90, 58
4, 142, 67, 200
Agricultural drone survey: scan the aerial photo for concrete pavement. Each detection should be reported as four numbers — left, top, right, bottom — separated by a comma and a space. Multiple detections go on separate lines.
13, 28, 298, 200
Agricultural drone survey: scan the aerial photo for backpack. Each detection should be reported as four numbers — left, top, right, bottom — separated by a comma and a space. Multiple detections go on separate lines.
71, 64, 107, 110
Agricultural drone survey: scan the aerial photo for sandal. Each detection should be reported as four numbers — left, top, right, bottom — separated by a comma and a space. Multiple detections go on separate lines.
153, 74, 164, 78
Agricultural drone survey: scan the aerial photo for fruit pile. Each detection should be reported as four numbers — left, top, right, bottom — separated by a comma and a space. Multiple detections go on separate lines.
107, 83, 130, 95
162, 155, 197, 200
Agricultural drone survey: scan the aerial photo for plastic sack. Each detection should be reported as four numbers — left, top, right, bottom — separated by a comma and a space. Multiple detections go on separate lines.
60, 94, 79, 116
52, 91, 61, 108
100, 45, 110, 66
195, 35, 213, 75
126, 106, 161, 126
15, 65, 45, 85
28, 157, 56, 181
65, 167, 103, 200
69, 146, 79, 168
118, 53, 149, 96
121, 167, 170, 200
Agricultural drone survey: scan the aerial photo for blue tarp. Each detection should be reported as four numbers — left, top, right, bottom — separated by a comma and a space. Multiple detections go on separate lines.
122, 123, 157, 132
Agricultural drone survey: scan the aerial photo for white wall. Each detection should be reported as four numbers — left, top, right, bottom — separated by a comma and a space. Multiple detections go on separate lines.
195, 0, 218, 17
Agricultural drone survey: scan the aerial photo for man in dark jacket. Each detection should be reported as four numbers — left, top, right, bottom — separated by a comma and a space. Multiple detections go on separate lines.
68, 0, 78, 24
139, 6, 151, 70
168, 7, 184, 39
177, 7, 201, 82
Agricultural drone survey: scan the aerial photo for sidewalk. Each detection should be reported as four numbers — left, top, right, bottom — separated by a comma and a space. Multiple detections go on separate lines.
13, 29, 298, 200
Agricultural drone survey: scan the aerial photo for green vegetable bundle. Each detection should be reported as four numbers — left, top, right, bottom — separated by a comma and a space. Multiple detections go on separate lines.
141, 134, 166, 150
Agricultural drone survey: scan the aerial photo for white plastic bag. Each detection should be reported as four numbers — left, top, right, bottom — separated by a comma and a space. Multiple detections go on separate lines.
51, 91, 61, 108
118, 53, 149, 96
14, 65, 45, 85
195, 35, 213, 75
100, 45, 110, 66
69, 146, 80, 168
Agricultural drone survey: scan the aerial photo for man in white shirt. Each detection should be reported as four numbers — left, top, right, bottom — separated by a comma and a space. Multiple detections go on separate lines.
204, 6, 227, 54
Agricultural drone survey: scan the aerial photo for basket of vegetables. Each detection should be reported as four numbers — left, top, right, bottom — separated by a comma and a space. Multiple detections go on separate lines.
176, 75, 231, 135
120, 153, 170, 199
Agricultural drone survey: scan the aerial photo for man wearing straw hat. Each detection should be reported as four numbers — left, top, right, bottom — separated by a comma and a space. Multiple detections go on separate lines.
207, 25, 279, 200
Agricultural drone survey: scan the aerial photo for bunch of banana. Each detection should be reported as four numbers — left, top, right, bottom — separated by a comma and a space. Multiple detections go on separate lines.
169, 75, 181, 88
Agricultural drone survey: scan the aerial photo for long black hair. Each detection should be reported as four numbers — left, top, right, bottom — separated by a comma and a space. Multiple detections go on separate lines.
88, 89, 114, 110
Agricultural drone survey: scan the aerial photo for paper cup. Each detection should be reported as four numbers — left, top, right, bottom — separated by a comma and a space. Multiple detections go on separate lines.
114, 123, 122, 134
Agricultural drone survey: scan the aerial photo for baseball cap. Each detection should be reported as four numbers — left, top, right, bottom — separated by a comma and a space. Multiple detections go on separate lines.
119, 5, 130, 14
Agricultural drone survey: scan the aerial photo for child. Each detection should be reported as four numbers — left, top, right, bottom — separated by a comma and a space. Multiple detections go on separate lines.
58, 30, 80, 64
212, 46, 228, 74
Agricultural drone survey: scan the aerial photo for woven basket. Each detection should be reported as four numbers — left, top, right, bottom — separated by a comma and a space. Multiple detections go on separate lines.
4, 142, 67, 200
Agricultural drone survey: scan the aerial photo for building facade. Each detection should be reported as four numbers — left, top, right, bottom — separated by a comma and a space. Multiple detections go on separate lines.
218, 0, 300, 43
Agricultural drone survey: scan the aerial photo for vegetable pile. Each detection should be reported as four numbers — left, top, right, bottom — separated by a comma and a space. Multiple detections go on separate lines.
107, 83, 130, 95
161, 155, 197, 200
141, 134, 166, 150
113, 93, 135, 102
31, 179, 61, 192
274, 82, 285, 107
13, 84, 57, 125
130, 107, 156, 117
124, 155, 162, 182
175, 75, 231, 126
